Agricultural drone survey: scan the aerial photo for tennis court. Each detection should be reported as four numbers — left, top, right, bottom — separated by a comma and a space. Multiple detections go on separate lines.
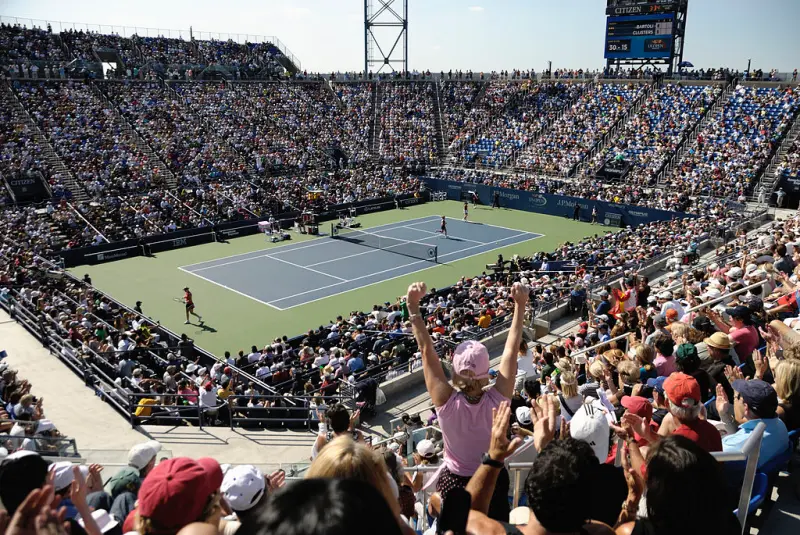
179, 215, 542, 310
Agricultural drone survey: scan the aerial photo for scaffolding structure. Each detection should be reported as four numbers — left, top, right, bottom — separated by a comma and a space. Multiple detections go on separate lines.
364, 0, 408, 74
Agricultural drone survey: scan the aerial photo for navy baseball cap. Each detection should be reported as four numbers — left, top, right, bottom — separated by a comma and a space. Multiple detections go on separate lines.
732, 379, 778, 417
646, 376, 667, 394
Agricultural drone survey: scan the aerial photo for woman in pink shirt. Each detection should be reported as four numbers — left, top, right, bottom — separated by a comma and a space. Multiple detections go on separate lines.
406, 280, 529, 521
707, 305, 758, 365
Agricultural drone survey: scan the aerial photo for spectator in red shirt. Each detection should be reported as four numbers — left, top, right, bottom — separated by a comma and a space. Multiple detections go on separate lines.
623, 372, 722, 453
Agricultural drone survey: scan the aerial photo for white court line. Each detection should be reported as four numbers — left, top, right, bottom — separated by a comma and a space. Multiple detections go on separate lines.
180, 215, 440, 270
178, 267, 284, 311
399, 223, 486, 245
263, 254, 348, 282
305, 247, 381, 267
269, 231, 543, 309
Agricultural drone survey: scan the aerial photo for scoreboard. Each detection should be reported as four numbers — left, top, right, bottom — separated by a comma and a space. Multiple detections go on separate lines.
604, 13, 674, 60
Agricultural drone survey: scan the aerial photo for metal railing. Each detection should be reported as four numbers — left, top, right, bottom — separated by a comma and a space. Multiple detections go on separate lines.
0, 432, 80, 458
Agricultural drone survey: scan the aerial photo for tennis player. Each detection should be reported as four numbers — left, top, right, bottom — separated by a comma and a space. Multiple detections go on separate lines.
463, 201, 469, 222
440, 215, 448, 238
182, 286, 203, 325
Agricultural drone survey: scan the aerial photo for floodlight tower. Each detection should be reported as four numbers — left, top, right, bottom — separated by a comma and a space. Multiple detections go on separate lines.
364, 0, 408, 74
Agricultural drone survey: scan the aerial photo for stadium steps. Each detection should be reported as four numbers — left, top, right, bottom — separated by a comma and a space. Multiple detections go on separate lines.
91, 81, 179, 190
432, 83, 447, 162
569, 80, 654, 178
324, 80, 344, 108
369, 81, 380, 159
656, 78, 737, 187
751, 109, 800, 204
1, 82, 90, 202
471, 80, 490, 107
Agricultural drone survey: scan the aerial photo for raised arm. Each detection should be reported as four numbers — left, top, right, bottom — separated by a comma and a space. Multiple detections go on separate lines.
406, 282, 453, 407
495, 282, 529, 399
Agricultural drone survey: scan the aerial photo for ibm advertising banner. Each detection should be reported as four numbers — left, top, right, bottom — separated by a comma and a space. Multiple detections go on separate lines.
422, 177, 694, 228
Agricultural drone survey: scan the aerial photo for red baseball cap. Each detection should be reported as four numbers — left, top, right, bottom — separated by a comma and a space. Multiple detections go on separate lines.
664, 372, 700, 407
136, 457, 223, 533
621, 395, 653, 419
665, 309, 679, 321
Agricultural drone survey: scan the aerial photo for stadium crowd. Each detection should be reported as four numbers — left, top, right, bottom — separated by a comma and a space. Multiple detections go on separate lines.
447, 81, 584, 168
378, 82, 437, 164
588, 84, 722, 185
0, 359, 66, 456
663, 85, 800, 198
515, 82, 647, 174
6, 208, 800, 533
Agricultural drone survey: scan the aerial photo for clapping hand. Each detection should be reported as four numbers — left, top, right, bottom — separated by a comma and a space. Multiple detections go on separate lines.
530, 395, 558, 453
0, 484, 69, 535
724, 364, 744, 383
752, 349, 769, 380
715, 383, 732, 418
488, 401, 522, 462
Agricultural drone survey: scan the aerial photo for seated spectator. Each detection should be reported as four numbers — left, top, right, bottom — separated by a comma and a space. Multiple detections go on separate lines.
616, 435, 740, 535
237, 479, 404, 535
774, 359, 800, 431
716, 379, 790, 468
131, 457, 224, 535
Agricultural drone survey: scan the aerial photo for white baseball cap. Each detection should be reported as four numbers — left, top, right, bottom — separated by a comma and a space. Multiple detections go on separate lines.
515, 406, 532, 426
221, 464, 266, 512
570, 404, 610, 462
127, 440, 162, 471
416, 439, 436, 458
49, 462, 90, 492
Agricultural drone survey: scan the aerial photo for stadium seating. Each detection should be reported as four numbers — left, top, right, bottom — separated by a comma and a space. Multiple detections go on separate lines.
515, 82, 646, 174
588, 84, 722, 185
378, 82, 437, 164
663, 85, 800, 197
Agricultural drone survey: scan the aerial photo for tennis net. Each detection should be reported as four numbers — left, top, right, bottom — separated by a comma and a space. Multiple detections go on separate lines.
330, 224, 438, 263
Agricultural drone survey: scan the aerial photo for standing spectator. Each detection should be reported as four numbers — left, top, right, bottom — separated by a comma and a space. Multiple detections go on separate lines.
405, 280, 529, 521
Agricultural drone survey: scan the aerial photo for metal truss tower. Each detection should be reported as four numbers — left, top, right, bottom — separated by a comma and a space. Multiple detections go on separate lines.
364, 0, 408, 74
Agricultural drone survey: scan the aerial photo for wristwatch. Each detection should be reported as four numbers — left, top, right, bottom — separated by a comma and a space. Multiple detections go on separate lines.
481, 453, 504, 468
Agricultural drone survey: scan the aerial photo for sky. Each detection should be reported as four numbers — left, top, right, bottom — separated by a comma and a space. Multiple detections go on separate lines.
1, 0, 797, 73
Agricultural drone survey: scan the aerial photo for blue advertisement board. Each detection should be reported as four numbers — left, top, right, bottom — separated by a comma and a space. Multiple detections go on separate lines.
604, 13, 674, 60
422, 177, 694, 228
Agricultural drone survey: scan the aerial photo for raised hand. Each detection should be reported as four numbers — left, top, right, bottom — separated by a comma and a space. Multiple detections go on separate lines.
510, 282, 530, 306
621, 444, 645, 501
530, 395, 558, 453
405, 282, 427, 308
488, 401, 522, 462
715, 383, 731, 417
724, 364, 744, 383
753, 349, 769, 380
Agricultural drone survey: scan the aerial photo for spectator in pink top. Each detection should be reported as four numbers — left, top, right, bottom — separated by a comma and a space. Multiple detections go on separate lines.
405, 280, 529, 521
707, 305, 758, 365
652, 334, 677, 377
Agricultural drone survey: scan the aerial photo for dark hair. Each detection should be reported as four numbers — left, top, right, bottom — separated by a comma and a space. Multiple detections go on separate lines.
326, 403, 351, 433
653, 334, 674, 358
645, 436, 736, 535
524, 438, 597, 532
239, 478, 402, 535
0, 454, 49, 514
523, 378, 541, 400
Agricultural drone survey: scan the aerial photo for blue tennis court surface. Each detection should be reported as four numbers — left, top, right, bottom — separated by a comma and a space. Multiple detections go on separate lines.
179, 216, 542, 310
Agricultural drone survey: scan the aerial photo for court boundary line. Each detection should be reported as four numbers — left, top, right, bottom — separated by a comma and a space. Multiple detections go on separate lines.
177, 267, 284, 311
269, 231, 544, 310
180, 215, 441, 270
